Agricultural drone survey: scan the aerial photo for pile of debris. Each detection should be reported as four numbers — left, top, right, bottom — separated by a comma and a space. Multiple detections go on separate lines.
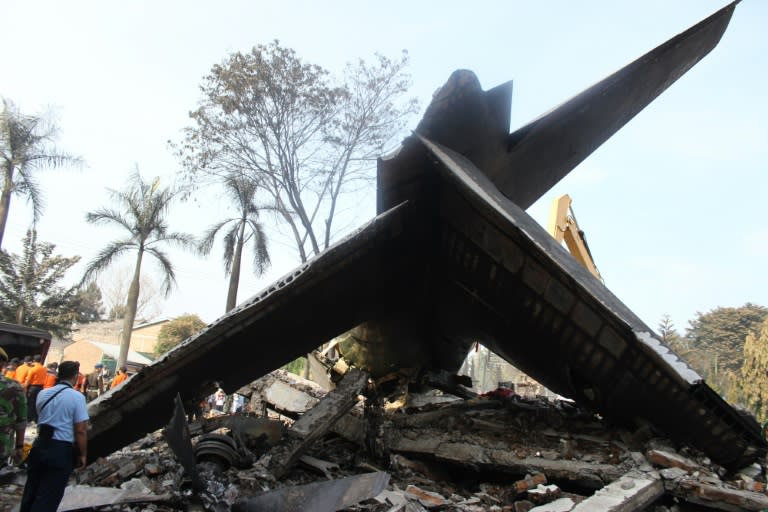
3, 368, 768, 512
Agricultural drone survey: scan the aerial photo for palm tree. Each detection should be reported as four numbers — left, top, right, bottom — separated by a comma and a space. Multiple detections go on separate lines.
83, 170, 193, 368
199, 174, 270, 312
0, 99, 82, 248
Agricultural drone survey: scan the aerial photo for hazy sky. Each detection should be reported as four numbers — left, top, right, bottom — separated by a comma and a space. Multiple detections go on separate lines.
1, 1, 766, 335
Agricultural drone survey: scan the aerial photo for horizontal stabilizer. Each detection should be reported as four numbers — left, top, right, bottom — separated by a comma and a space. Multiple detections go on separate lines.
498, 2, 738, 209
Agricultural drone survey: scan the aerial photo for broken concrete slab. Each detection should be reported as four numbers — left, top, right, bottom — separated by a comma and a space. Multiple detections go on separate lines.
668, 477, 768, 512
262, 368, 368, 479
388, 431, 625, 489
241, 370, 368, 449
570, 473, 663, 512
529, 497, 575, 512
382, 399, 631, 489
306, 351, 334, 390
659, 467, 688, 481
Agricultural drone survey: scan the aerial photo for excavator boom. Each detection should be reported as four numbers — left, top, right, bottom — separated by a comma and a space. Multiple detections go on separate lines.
548, 194, 602, 282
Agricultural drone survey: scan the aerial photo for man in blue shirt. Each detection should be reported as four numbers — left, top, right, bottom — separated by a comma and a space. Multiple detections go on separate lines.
20, 361, 89, 512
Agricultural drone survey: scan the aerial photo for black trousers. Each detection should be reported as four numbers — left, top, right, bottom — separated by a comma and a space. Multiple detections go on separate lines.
19, 439, 73, 512
27, 385, 43, 422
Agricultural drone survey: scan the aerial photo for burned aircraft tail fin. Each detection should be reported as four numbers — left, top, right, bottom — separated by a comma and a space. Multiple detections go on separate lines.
497, 1, 738, 209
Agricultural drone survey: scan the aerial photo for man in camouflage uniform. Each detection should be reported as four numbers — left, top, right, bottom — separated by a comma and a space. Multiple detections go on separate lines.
0, 347, 27, 464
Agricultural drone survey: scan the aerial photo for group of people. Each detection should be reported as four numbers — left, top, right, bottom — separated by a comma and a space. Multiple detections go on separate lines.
2, 357, 131, 408
0, 352, 136, 511
205, 388, 247, 416
3, 355, 59, 423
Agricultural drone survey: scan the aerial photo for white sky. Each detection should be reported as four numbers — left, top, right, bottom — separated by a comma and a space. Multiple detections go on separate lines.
1, 1, 766, 335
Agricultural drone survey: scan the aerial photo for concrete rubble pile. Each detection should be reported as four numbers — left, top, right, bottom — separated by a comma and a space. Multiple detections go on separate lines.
4, 369, 768, 512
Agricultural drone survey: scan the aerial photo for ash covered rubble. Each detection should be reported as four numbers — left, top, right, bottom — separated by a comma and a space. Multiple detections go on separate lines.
4, 368, 768, 512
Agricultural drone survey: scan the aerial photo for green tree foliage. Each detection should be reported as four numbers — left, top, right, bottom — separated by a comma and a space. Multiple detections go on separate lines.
282, 357, 306, 377
685, 304, 767, 375
0, 229, 82, 336
83, 169, 194, 367
684, 303, 767, 399
198, 175, 270, 312
154, 314, 206, 357
70, 282, 105, 323
177, 41, 418, 262
739, 317, 768, 422
0, 99, 82, 248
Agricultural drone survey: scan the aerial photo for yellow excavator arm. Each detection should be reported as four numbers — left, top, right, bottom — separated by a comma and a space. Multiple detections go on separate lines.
548, 194, 603, 282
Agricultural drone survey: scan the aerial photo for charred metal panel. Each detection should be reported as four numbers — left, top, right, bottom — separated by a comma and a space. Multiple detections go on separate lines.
497, 2, 738, 209
380, 3, 739, 212
418, 136, 763, 469
232, 471, 390, 512
87, 204, 416, 460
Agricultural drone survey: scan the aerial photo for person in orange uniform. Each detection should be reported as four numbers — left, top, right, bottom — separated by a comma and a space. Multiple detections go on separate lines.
24, 355, 47, 422
74, 371, 87, 396
4, 358, 19, 380
14, 356, 31, 386
43, 363, 58, 389
110, 366, 128, 389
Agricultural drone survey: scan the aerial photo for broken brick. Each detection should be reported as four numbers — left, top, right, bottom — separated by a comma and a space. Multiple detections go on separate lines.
646, 449, 700, 473
405, 484, 448, 508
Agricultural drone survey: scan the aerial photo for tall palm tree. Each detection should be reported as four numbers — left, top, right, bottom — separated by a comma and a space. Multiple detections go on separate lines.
0, 99, 82, 248
83, 170, 193, 368
199, 174, 270, 312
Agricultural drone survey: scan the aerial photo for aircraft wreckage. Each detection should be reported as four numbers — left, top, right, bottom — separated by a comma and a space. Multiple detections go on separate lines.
87, 1, 764, 472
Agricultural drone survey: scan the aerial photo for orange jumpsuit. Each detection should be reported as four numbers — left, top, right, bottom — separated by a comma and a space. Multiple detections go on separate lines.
15, 363, 30, 385
74, 372, 86, 393
110, 371, 128, 389
25, 363, 47, 387
43, 370, 57, 388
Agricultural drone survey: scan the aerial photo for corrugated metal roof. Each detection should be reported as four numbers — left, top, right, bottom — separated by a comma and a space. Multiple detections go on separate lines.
89, 341, 154, 365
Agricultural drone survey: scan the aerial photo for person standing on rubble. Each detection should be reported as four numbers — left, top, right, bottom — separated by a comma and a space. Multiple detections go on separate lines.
20, 361, 89, 512
0, 347, 27, 466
